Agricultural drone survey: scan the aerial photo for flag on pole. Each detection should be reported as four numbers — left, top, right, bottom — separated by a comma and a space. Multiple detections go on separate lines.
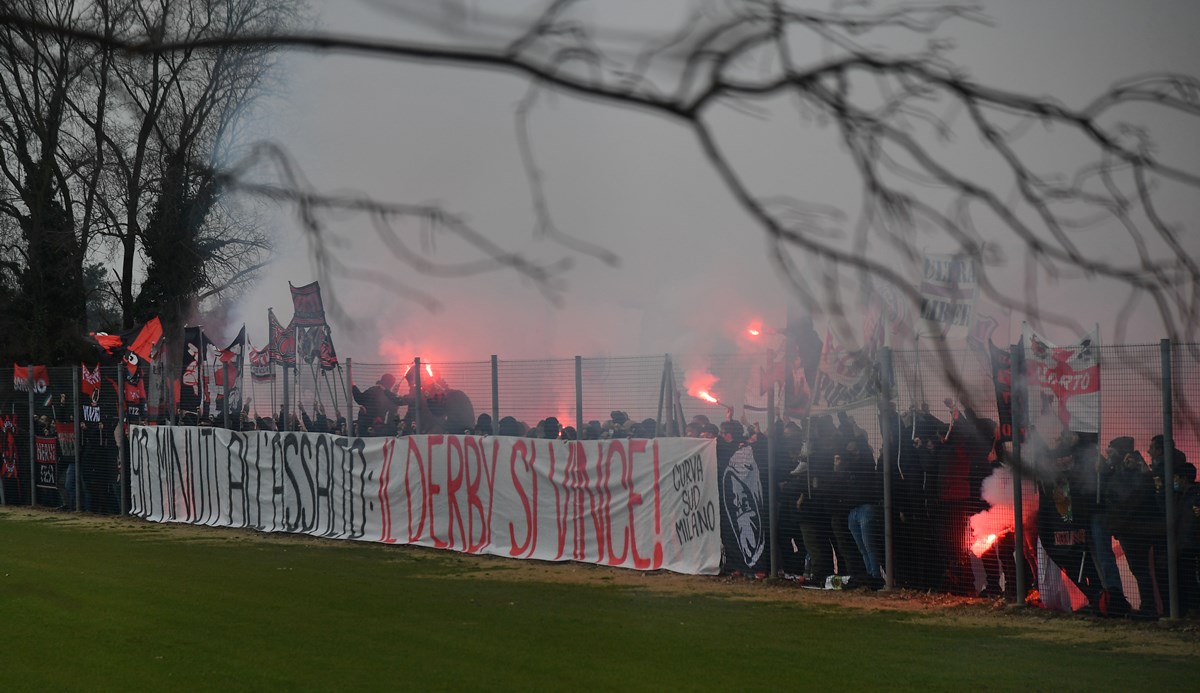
89, 316, 163, 373
919, 253, 979, 341
289, 281, 328, 327
217, 326, 247, 413
268, 308, 296, 366
180, 327, 211, 416
249, 338, 274, 382
1022, 325, 1100, 434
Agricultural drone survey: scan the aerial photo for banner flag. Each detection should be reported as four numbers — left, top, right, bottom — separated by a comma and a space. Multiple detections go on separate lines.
318, 326, 338, 371
989, 341, 1014, 443
248, 339, 274, 382
919, 253, 978, 340
80, 363, 101, 398
296, 325, 324, 365
220, 326, 246, 366
180, 327, 211, 415
812, 326, 879, 409
218, 326, 247, 413
128, 429, 721, 575
289, 281, 328, 327
55, 421, 77, 460
13, 364, 49, 394
268, 309, 296, 366
35, 436, 57, 489
1022, 325, 1100, 434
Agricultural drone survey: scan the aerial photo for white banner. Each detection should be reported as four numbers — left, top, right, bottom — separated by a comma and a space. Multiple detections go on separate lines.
1022, 325, 1101, 435
919, 253, 978, 340
128, 427, 721, 575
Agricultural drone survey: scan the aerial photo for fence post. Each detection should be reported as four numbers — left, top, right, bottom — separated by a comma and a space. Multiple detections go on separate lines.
767, 384, 778, 577
662, 354, 672, 431
73, 365, 82, 512
222, 362, 231, 430
27, 365, 34, 506
281, 360, 291, 432
118, 364, 128, 516
491, 355, 499, 435
1010, 342, 1027, 607
1162, 338, 1179, 620
413, 357, 422, 434
880, 347, 895, 590
575, 356, 583, 438
345, 358, 354, 435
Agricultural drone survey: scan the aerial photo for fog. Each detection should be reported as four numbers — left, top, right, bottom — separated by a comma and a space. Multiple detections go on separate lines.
223, 0, 1200, 364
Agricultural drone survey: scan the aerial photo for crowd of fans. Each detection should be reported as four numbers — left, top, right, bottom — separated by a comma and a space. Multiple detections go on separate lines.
7, 367, 1200, 619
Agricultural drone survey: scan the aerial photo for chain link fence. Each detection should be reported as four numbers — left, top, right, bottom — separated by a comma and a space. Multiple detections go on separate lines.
3, 342, 1198, 616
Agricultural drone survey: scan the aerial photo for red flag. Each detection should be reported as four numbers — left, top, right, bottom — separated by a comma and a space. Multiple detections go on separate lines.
90, 317, 163, 373
81, 363, 101, 398
13, 364, 49, 393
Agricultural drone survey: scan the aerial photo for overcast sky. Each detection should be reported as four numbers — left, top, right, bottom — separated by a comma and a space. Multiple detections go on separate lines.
226, 0, 1200, 364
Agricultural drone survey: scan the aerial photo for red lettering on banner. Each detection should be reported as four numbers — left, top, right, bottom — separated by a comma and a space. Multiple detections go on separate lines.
463, 436, 488, 553
508, 441, 538, 557
626, 440, 651, 569
404, 437, 427, 542
571, 442, 606, 561
378, 438, 397, 543
445, 435, 465, 551
483, 438, 501, 548
426, 435, 447, 549
603, 442, 629, 566
549, 441, 573, 561
544, 442, 567, 560
651, 441, 663, 568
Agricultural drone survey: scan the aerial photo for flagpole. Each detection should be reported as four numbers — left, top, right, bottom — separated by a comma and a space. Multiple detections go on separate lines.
237, 324, 247, 427
293, 322, 299, 431
196, 325, 206, 422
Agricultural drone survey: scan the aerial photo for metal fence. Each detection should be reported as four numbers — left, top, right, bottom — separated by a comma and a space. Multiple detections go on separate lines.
4, 341, 1199, 618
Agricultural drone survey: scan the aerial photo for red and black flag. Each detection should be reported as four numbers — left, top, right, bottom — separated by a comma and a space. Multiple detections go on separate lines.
248, 338, 274, 382
89, 317, 163, 373
289, 281, 327, 327
216, 326, 246, 414
13, 364, 49, 392
180, 326, 211, 415
318, 326, 339, 371
13, 364, 51, 407
268, 308, 295, 366
80, 363, 101, 400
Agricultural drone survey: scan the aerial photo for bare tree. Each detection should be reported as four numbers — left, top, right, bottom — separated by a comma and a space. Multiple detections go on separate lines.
2, 1, 1198, 376
0, 0, 94, 360
0, 0, 298, 363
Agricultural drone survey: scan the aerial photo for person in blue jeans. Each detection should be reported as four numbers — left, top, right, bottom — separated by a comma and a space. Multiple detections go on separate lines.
849, 501, 882, 587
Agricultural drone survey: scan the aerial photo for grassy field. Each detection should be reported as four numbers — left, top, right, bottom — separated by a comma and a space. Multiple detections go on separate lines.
1, 507, 1197, 691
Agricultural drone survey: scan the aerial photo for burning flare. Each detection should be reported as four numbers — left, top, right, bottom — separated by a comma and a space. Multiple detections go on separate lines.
685, 370, 721, 405
970, 533, 1000, 558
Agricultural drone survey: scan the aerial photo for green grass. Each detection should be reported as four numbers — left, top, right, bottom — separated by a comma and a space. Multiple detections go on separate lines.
1, 509, 1196, 691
